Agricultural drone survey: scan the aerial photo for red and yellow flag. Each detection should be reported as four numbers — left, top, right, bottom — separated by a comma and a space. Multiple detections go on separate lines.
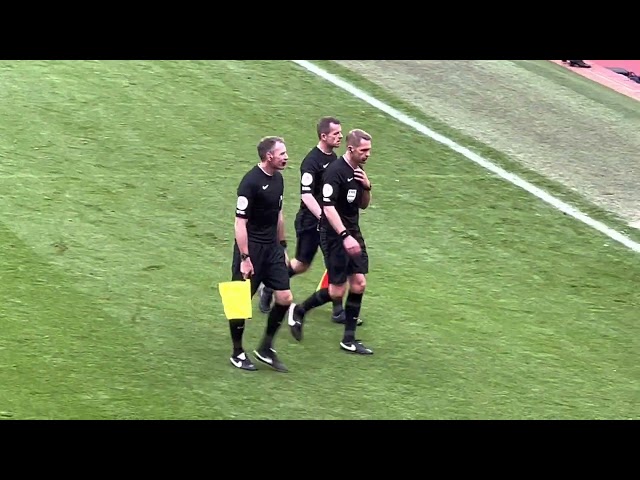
316, 269, 329, 291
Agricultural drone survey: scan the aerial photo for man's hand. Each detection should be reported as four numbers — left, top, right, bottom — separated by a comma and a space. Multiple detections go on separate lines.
354, 168, 371, 190
241, 258, 254, 279
343, 235, 361, 256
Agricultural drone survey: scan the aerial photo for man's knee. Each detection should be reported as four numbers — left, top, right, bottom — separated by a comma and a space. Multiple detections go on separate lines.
274, 289, 293, 306
348, 274, 366, 294
290, 258, 310, 274
328, 283, 347, 299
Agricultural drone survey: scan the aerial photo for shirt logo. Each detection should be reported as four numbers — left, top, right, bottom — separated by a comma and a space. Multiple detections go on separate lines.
347, 189, 357, 203
301, 172, 313, 186
262, 185, 269, 190
236, 196, 249, 210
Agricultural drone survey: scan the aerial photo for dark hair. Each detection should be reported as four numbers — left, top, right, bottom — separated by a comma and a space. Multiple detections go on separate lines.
257, 136, 285, 160
316, 116, 341, 139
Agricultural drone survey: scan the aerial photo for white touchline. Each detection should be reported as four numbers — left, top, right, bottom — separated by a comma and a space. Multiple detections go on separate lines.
291, 60, 640, 255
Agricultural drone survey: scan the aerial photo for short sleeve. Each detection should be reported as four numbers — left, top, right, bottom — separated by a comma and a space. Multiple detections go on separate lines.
300, 157, 319, 195
235, 176, 254, 219
279, 175, 284, 211
322, 168, 340, 207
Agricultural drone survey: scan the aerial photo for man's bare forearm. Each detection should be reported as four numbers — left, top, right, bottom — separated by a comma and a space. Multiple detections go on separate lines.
277, 210, 286, 242
301, 193, 322, 219
324, 206, 348, 234
360, 190, 371, 209
235, 218, 249, 254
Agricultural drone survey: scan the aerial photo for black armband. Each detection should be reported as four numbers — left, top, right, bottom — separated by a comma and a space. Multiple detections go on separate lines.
280, 240, 287, 249
339, 229, 349, 239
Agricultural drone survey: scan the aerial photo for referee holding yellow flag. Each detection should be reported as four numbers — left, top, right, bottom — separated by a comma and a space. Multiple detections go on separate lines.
224, 136, 294, 373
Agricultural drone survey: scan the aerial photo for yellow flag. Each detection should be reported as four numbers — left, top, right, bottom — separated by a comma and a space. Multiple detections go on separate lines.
218, 280, 252, 320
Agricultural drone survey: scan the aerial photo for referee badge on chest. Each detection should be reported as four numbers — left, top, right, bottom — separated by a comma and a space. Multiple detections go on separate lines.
347, 189, 357, 203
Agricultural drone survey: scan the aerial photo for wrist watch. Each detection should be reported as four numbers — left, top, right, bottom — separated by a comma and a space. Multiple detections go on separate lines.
241, 253, 250, 261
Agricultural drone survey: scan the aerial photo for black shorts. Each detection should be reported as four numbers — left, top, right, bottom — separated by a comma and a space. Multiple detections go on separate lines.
319, 228, 369, 286
231, 241, 290, 294
294, 210, 321, 265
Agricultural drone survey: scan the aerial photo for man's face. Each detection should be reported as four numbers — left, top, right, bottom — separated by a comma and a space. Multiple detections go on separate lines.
350, 139, 371, 165
322, 123, 343, 149
268, 141, 289, 170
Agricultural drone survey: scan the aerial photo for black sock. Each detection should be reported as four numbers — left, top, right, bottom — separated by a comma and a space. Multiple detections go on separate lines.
229, 319, 246, 356
287, 265, 297, 278
332, 297, 343, 314
343, 292, 363, 342
300, 288, 331, 313
260, 303, 289, 351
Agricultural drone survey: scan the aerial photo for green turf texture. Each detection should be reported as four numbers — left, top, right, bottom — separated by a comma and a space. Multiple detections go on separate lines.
0, 60, 637, 419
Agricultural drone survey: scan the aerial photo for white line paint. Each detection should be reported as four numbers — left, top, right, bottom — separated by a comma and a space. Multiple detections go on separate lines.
291, 60, 640, 254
